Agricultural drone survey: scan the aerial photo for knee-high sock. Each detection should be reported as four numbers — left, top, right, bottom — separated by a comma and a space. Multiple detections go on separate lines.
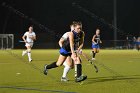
46, 62, 58, 69
75, 64, 82, 78
92, 51, 96, 58
24, 50, 28, 55
75, 65, 77, 78
62, 61, 71, 78
62, 64, 71, 78
27, 52, 31, 60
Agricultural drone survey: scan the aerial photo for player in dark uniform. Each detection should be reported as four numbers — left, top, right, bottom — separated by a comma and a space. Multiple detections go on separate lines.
136, 37, 140, 51
91, 28, 102, 60
43, 22, 87, 82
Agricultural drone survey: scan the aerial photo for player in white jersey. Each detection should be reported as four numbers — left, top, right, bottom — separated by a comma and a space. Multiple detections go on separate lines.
60, 24, 74, 81
22, 26, 36, 62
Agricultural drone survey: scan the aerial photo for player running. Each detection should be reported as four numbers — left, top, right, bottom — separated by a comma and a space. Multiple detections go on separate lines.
22, 26, 36, 62
91, 28, 102, 60
44, 22, 87, 82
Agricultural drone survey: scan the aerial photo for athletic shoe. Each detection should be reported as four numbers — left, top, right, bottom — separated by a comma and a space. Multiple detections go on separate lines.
61, 77, 69, 82
29, 59, 32, 62
75, 75, 87, 82
44, 64, 48, 75
92, 58, 96, 60
22, 51, 26, 56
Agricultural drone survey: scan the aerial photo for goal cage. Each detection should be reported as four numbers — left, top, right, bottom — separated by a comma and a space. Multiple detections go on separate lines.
0, 34, 14, 49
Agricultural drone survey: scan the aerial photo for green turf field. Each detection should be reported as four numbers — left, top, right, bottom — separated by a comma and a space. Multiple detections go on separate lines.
0, 49, 140, 93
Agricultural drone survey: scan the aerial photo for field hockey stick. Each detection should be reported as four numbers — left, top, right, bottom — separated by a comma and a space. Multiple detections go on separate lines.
81, 52, 99, 73
19, 40, 33, 44
19, 40, 25, 43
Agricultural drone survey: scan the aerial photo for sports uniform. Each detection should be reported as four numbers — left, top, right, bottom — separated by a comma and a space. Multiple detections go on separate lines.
92, 35, 100, 49
22, 29, 36, 62
23, 31, 36, 47
92, 29, 102, 60
60, 31, 84, 56
44, 30, 87, 82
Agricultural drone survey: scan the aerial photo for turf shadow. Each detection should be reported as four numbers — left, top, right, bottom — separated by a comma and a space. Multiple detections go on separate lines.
0, 86, 77, 93
85, 75, 140, 85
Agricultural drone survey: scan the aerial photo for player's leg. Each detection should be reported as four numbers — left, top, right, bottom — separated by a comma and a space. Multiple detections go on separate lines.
44, 54, 67, 75
61, 56, 72, 81
91, 43, 97, 60
26, 46, 32, 62
74, 57, 82, 78
22, 43, 33, 62
22, 50, 28, 56
22, 43, 28, 56
92, 44, 100, 60
96, 48, 100, 53
92, 48, 97, 60
74, 56, 87, 82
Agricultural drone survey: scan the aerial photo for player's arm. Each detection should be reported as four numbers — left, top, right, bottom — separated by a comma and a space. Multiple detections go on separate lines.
22, 34, 27, 43
92, 35, 97, 44
78, 32, 85, 51
69, 32, 76, 60
59, 32, 68, 47
31, 33, 36, 41
69, 32, 75, 54
99, 36, 102, 43
32, 35, 36, 41
58, 38, 64, 47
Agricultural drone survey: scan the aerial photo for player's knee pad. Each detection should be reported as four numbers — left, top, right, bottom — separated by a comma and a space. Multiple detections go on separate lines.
27, 49, 31, 53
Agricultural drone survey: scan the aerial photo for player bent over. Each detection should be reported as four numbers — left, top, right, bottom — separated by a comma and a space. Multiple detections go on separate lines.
22, 26, 36, 62
91, 28, 102, 60
44, 22, 87, 82
60, 22, 85, 82
60, 24, 75, 81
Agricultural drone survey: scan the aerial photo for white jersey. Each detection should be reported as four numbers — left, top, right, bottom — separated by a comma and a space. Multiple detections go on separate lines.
61, 32, 70, 40
24, 32, 36, 43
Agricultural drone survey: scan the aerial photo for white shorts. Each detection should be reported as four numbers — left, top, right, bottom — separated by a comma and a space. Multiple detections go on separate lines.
25, 42, 33, 47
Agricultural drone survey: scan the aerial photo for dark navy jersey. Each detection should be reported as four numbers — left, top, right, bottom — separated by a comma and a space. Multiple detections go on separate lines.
62, 31, 84, 52
94, 35, 100, 44
73, 31, 84, 50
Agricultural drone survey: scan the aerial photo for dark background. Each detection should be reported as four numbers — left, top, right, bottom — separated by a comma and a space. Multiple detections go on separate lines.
0, 0, 140, 48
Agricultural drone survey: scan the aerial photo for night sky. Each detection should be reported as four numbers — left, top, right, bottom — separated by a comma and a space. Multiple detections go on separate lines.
0, 0, 140, 48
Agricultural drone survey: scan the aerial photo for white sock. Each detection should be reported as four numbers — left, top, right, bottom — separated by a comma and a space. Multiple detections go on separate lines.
25, 50, 28, 53
63, 61, 67, 67
75, 65, 77, 78
62, 64, 71, 78
23, 50, 28, 55
27, 52, 32, 60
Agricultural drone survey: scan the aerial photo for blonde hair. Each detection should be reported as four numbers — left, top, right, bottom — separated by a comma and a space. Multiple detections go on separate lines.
70, 21, 82, 27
